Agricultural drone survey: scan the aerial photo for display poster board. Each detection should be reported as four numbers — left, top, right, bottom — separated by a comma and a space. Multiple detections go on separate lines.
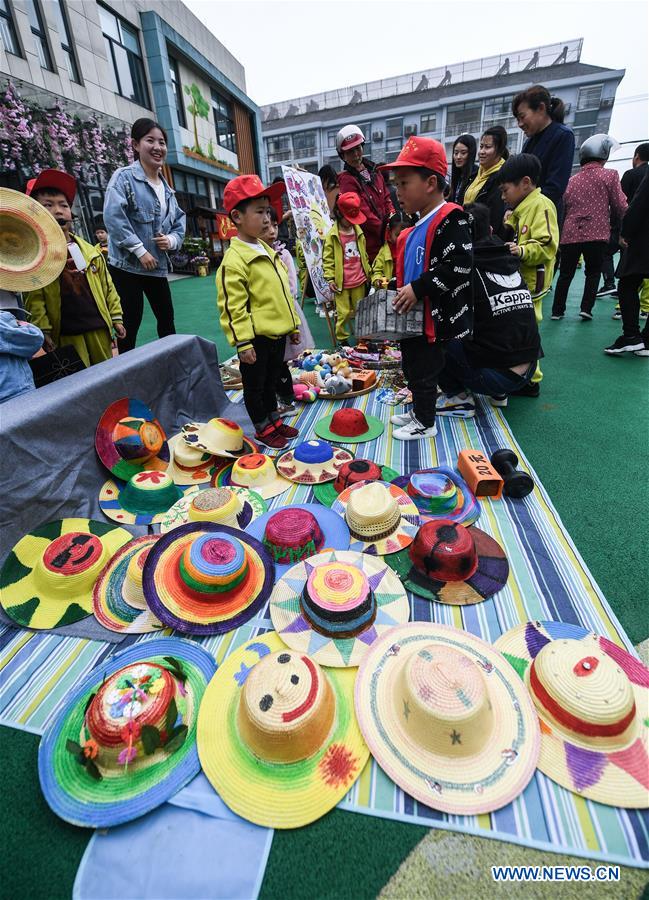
281, 165, 333, 306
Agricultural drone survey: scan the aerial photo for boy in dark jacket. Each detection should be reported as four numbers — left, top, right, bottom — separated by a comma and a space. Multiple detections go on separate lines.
379, 137, 473, 440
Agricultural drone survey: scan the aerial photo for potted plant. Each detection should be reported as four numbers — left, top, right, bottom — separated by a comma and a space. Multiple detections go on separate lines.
192, 253, 210, 277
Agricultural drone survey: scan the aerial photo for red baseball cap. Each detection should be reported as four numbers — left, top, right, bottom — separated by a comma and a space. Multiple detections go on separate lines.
379, 137, 448, 180
336, 192, 366, 225
26, 169, 77, 205
223, 174, 285, 215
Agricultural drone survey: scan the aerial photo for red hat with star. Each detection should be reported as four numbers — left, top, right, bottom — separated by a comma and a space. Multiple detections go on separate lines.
379, 137, 448, 180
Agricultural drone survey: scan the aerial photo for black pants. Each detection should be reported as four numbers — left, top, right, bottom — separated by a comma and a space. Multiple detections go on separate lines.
600, 238, 619, 287
400, 335, 445, 427
239, 335, 288, 429
552, 241, 606, 316
277, 361, 294, 402
109, 267, 176, 352
619, 274, 649, 338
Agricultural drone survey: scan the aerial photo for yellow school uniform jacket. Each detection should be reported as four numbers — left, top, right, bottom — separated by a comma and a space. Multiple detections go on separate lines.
371, 242, 396, 283
509, 188, 559, 300
322, 222, 371, 290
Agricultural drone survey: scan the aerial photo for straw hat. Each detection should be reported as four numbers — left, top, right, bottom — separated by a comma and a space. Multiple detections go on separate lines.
0, 188, 68, 292
355, 622, 541, 814
332, 481, 420, 555
181, 418, 258, 458
495, 620, 649, 808
38, 637, 216, 827
387, 519, 509, 604
315, 408, 384, 444
246, 504, 350, 577
213, 452, 292, 499
99, 470, 197, 526
391, 467, 480, 526
313, 459, 400, 507
197, 631, 369, 828
159, 486, 266, 534
96, 398, 170, 482
271, 549, 409, 667
0, 518, 131, 630
143, 522, 274, 635
92, 536, 164, 633
166, 433, 229, 486
276, 440, 354, 484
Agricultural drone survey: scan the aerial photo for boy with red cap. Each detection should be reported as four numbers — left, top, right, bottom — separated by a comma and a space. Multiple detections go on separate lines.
217, 174, 301, 449
380, 138, 473, 440
323, 191, 371, 345
23, 169, 125, 366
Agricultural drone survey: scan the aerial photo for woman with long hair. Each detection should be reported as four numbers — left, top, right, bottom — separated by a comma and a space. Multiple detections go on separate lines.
462, 126, 509, 236
449, 134, 477, 205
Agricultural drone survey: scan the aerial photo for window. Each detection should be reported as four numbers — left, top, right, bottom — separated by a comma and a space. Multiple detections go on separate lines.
0, 0, 21, 56
573, 109, 599, 127
99, 5, 150, 108
327, 130, 337, 148
420, 112, 437, 134
169, 57, 186, 128
25, 0, 53, 70
292, 130, 317, 156
211, 90, 237, 154
266, 134, 291, 162
446, 101, 482, 135
577, 84, 603, 110
386, 138, 402, 153
386, 117, 403, 139
52, 1, 80, 83
482, 95, 516, 130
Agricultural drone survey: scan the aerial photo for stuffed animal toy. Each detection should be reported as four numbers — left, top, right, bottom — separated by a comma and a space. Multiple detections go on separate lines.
322, 374, 351, 396
299, 370, 325, 389
293, 383, 320, 403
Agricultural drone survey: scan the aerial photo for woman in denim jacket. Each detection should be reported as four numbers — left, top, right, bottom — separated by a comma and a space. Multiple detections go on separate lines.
103, 118, 186, 352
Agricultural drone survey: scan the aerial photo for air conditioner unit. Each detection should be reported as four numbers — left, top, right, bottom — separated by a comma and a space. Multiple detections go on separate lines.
600, 97, 614, 109
372, 131, 384, 142
404, 125, 418, 136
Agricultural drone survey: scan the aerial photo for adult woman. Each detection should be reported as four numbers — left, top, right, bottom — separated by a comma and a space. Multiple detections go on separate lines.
512, 84, 575, 219
336, 124, 394, 261
449, 134, 477, 205
103, 118, 186, 352
462, 126, 508, 236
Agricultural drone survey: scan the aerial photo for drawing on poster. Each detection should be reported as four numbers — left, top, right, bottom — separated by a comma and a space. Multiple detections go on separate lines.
282, 166, 333, 305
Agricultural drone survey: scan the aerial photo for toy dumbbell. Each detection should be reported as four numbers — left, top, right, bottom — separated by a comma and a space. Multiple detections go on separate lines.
490, 449, 534, 499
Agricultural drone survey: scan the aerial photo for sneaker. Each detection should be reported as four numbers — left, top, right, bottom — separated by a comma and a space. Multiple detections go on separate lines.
435, 393, 476, 418
604, 335, 645, 355
255, 422, 288, 450
276, 398, 297, 415
611, 311, 622, 320
509, 382, 540, 397
579, 311, 593, 321
596, 284, 617, 297
393, 416, 438, 441
390, 410, 413, 427
641, 312, 648, 320
489, 395, 508, 408
272, 419, 299, 439
551, 313, 564, 320
633, 338, 649, 357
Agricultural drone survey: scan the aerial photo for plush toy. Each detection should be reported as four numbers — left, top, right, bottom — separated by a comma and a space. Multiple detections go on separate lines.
299, 370, 325, 389
334, 360, 353, 380
293, 383, 320, 403
323, 374, 351, 396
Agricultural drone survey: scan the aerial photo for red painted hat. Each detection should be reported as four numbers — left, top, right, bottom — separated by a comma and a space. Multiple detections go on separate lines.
333, 459, 383, 494
26, 169, 77, 205
379, 137, 448, 180
336, 192, 366, 225
408, 520, 478, 583
223, 174, 285, 215
330, 408, 371, 437
263, 508, 325, 565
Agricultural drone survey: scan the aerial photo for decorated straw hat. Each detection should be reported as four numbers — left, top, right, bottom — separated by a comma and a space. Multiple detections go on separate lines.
276, 440, 354, 485
197, 631, 369, 828
246, 504, 351, 577
495, 620, 649, 808
391, 467, 479, 526
213, 453, 292, 500
166, 433, 229, 486
92, 536, 164, 634
38, 638, 216, 827
181, 418, 258, 458
332, 481, 419, 556
99, 470, 197, 526
0, 518, 131, 630
96, 398, 170, 482
159, 486, 266, 535
315, 408, 384, 444
387, 519, 509, 605
143, 523, 274, 635
355, 622, 540, 815
313, 458, 400, 508
0, 188, 68, 292
270, 549, 409, 667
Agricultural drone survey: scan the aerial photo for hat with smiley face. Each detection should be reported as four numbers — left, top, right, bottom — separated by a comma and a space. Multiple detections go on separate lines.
275, 440, 354, 484
38, 637, 216, 827
0, 518, 131, 630
197, 631, 369, 827
495, 620, 649, 808
96, 398, 170, 481
355, 622, 541, 815
213, 452, 292, 500
181, 417, 259, 459
159, 486, 267, 535
99, 470, 198, 526
92, 535, 163, 634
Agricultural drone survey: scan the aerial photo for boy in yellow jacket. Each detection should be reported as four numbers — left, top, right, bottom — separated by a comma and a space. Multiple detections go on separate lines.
499, 154, 559, 395
217, 175, 301, 449
323, 192, 371, 345
371, 212, 410, 286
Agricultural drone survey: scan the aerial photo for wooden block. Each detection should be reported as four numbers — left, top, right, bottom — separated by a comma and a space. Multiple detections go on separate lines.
457, 449, 504, 500
351, 370, 377, 392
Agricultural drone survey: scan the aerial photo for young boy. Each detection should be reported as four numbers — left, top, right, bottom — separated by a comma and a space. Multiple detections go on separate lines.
323, 191, 371, 346
498, 154, 559, 396
217, 174, 301, 449
379, 137, 473, 440
24, 169, 125, 366
94, 219, 109, 257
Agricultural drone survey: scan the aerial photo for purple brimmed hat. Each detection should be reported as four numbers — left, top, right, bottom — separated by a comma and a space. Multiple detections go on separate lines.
391, 467, 479, 525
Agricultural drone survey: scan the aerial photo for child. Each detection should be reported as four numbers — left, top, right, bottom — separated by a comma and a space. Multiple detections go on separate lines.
379, 137, 473, 440
322, 192, 371, 346
498, 153, 559, 396
0, 291, 43, 404
371, 212, 411, 287
94, 219, 109, 257
216, 174, 301, 450
24, 169, 125, 366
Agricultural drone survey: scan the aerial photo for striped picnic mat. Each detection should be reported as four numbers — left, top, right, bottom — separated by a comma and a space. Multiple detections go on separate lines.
1, 388, 647, 868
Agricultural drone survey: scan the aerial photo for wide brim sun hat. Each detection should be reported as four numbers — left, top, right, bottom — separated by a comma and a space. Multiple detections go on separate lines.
314, 408, 384, 444
0, 187, 68, 292
92, 535, 164, 634
197, 630, 369, 828
213, 452, 293, 500
180, 417, 259, 458
159, 486, 267, 535
99, 470, 198, 526
313, 459, 399, 508
332, 480, 419, 556
143, 522, 274, 635
166, 433, 229, 486
275, 440, 354, 485
38, 637, 216, 827
355, 622, 541, 815
391, 467, 479, 526
96, 398, 170, 481
495, 620, 649, 808
0, 518, 131, 630
270, 549, 409, 667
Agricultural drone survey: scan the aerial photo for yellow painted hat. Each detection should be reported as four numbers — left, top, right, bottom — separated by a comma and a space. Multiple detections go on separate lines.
332, 481, 420, 556
0, 188, 67, 291
92, 535, 164, 633
99, 470, 198, 526
213, 453, 292, 500
159, 486, 266, 534
197, 631, 369, 828
166, 433, 222, 486
181, 418, 259, 459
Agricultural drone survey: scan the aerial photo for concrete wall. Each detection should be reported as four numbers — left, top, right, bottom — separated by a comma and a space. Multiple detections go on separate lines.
175, 58, 239, 170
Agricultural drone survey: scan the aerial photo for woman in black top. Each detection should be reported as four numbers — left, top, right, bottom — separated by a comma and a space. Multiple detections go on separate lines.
462, 126, 508, 237
449, 134, 477, 205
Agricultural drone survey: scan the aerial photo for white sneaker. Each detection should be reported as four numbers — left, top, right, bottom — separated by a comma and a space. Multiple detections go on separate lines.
390, 410, 413, 427
489, 395, 508, 408
436, 392, 476, 418
393, 416, 438, 441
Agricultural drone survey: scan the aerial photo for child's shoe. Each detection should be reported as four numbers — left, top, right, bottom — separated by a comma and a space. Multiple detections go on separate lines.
255, 422, 288, 450
604, 335, 645, 355
435, 392, 476, 417
390, 411, 413, 427
276, 398, 297, 415
489, 395, 508, 408
272, 419, 299, 439
393, 416, 438, 441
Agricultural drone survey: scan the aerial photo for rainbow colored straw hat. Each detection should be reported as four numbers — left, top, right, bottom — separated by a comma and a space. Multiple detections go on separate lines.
166, 433, 226, 486
99, 470, 197, 526
143, 523, 274, 635
332, 481, 419, 555
197, 631, 368, 828
181, 417, 258, 458
0, 519, 131, 629
275, 440, 354, 485
93, 536, 163, 634
96, 398, 170, 481
159, 486, 266, 534
270, 549, 409, 667
495, 620, 649, 808
355, 622, 540, 815
38, 638, 215, 827
391, 467, 479, 526
213, 453, 292, 500
313, 459, 399, 508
